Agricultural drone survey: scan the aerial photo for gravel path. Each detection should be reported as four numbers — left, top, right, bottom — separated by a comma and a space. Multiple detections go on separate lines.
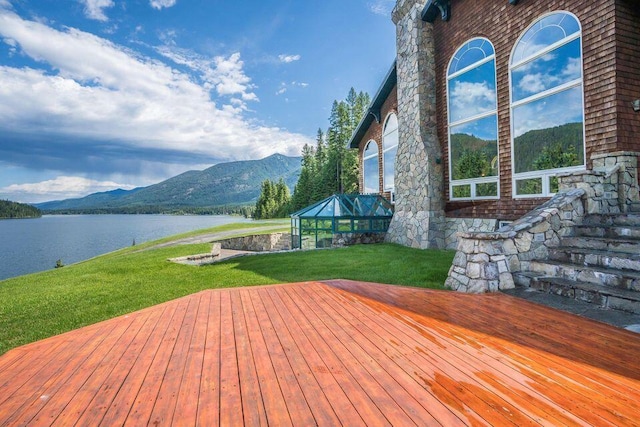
140, 226, 288, 251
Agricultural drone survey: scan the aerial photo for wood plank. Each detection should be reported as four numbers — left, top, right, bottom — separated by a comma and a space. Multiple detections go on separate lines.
261, 286, 342, 426
97, 300, 183, 426
218, 290, 243, 426
324, 280, 640, 426
247, 287, 317, 426
238, 288, 293, 427
122, 297, 191, 426
321, 284, 593, 426
0, 316, 136, 426
268, 285, 368, 427
171, 291, 211, 427
196, 289, 221, 426
287, 284, 421, 426
273, 284, 391, 427
324, 279, 640, 380
147, 294, 202, 425
37, 306, 165, 426
230, 289, 268, 427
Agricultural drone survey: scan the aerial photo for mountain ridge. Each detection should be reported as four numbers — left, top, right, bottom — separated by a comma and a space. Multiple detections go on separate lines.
36, 153, 301, 213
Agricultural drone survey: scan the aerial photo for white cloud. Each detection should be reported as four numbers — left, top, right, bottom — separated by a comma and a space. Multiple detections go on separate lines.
150, 0, 177, 10
368, 0, 395, 16
276, 87, 287, 95
78, 0, 114, 22
1, 176, 135, 200
278, 54, 300, 63
0, 9, 309, 165
450, 81, 495, 119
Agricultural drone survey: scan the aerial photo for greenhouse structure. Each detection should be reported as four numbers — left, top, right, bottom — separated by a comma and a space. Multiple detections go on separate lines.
290, 194, 394, 250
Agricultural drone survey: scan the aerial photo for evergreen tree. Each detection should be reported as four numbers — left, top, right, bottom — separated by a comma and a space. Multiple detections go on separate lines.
290, 87, 370, 210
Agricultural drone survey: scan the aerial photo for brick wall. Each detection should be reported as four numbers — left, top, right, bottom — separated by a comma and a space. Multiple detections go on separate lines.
433, 0, 621, 220
615, 0, 640, 152
357, 84, 398, 201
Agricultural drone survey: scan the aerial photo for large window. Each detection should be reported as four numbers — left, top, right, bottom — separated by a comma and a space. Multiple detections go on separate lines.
362, 140, 379, 194
510, 12, 585, 197
382, 113, 398, 193
447, 38, 499, 200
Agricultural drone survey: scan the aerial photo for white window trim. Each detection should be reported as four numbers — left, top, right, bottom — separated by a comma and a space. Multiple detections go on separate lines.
509, 11, 587, 199
447, 37, 500, 201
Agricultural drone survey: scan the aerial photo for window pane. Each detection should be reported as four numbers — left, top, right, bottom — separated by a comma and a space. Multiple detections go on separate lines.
513, 12, 580, 63
448, 59, 496, 123
512, 38, 581, 102
337, 219, 352, 232
450, 115, 498, 180
513, 86, 584, 173
550, 176, 559, 194
449, 38, 494, 74
516, 178, 542, 195
452, 185, 471, 198
383, 144, 397, 191
363, 155, 379, 194
477, 182, 498, 197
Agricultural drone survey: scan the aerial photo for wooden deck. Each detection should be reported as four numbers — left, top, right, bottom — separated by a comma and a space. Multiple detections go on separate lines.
0, 280, 639, 426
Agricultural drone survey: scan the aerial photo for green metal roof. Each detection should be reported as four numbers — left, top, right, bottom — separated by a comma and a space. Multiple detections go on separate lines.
291, 194, 394, 219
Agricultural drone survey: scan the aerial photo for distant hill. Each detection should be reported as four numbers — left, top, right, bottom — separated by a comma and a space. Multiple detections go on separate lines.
0, 200, 42, 219
514, 122, 584, 173
36, 154, 301, 213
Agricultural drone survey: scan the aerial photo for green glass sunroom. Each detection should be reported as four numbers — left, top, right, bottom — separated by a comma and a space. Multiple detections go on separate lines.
290, 194, 394, 250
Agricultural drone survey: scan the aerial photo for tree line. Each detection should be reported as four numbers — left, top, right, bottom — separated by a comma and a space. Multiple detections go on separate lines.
0, 200, 42, 219
255, 88, 371, 218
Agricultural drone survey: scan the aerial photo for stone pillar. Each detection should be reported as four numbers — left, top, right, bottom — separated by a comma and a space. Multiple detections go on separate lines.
386, 0, 445, 249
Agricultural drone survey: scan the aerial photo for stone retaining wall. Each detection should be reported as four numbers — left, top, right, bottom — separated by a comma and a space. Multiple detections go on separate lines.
444, 218, 499, 250
216, 233, 290, 252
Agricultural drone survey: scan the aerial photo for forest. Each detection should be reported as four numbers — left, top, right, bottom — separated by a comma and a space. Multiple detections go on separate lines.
254, 88, 371, 219
0, 200, 42, 219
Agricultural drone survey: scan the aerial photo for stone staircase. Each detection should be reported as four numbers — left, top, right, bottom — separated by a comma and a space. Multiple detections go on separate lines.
514, 212, 640, 314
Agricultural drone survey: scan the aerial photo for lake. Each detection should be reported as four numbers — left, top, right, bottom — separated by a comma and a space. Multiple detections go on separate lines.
0, 214, 249, 281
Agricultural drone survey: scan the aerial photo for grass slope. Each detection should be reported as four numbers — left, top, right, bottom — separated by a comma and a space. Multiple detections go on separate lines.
0, 223, 454, 355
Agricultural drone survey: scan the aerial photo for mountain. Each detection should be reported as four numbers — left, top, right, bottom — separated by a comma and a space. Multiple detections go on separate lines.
36, 154, 301, 213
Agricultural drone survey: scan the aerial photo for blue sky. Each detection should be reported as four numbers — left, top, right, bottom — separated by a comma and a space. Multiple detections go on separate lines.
0, 0, 396, 203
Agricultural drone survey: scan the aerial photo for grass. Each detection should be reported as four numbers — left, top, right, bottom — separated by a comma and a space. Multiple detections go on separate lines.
0, 222, 454, 355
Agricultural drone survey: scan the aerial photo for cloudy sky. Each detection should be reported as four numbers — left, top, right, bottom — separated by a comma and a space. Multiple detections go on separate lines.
0, 0, 396, 203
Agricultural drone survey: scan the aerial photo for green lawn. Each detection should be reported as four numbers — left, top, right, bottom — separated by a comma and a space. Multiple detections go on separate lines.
0, 223, 454, 355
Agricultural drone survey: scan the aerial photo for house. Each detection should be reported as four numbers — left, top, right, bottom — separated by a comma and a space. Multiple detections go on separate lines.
349, 0, 640, 303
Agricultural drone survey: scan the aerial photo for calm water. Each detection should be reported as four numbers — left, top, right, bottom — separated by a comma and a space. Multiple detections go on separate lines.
0, 214, 249, 281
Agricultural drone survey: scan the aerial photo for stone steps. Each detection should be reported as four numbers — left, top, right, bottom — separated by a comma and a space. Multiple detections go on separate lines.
529, 259, 640, 291
548, 246, 640, 272
513, 272, 640, 314
559, 236, 640, 253
514, 212, 640, 314
573, 224, 640, 239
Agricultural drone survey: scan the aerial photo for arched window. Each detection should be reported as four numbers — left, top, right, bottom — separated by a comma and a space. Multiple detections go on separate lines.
447, 37, 499, 200
382, 113, 398, 193
362, 140, 379, 194
510, 12, 585, 197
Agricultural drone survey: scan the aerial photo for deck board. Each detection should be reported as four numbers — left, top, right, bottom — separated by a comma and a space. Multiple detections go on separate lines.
1, 280, 639, 426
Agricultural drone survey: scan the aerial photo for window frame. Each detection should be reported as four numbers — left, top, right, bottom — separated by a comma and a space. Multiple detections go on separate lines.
362, 139, 380, 194
509, 11, 587, 199
446, 37, 500, 201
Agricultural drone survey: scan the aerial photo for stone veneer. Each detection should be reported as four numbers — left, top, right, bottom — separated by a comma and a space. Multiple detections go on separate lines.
445, 189, 586, 293
386, 0, 445, 249
559, 152, 640, 214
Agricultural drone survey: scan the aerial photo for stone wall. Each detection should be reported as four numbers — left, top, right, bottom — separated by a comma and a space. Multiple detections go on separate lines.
217, 233, 290, 252
559, 151, 640, 214
444, 218, 499, 250
445, 189, 586, 293
386, 0, 445, 249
